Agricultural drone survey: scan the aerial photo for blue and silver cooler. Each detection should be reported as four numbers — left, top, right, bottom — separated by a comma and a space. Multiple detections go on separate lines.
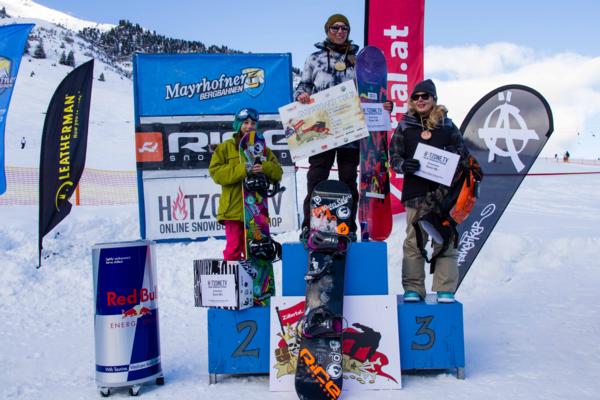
92, 240, 164, 396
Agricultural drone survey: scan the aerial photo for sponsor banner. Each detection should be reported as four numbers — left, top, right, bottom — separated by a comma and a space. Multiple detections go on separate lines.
142, 167, 297, 241
269, 295, 401, 391
39, 60, 94, 266
366, 0, 424, 214
133, 53, 292, 116
0, 23, 35, 195
279, 81, 369, 162
456, 85, 553, 289
136, 117, 293, 169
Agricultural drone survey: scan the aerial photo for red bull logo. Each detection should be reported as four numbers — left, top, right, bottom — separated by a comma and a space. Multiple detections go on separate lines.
107, 286, 157, 307
121, 305, 153, 319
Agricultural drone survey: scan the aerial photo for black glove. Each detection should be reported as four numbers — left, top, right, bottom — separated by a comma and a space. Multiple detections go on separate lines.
400, 158, 420, 175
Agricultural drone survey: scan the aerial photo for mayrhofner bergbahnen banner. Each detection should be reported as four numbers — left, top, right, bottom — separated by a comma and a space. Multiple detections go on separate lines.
133, 53, 296, 241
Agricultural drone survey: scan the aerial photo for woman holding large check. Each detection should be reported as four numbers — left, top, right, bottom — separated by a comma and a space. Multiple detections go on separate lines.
390, 79, 467, 304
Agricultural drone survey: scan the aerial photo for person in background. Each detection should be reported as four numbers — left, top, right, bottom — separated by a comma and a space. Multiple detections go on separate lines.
389, 79, 466, 304
209, 108, 282, 260
20, 136, 26, 149
294, 13, 392, 241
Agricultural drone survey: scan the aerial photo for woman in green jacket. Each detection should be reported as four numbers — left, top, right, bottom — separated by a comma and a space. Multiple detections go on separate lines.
209, 108, 283, 260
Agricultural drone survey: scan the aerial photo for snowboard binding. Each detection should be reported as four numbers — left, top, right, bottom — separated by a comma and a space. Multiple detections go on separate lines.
301, 305, 343, 338
306, 230, 350, 253
248, 236, 282, 261
244, 172, 286, 198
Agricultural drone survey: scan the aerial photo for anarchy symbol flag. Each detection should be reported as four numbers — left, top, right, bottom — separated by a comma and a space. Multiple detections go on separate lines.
456, 84, 553, 290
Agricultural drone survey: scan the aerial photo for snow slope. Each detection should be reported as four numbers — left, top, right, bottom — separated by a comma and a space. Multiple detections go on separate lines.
1, 1, 600, 398
0, 0, 113, 32
1, 160, 600, 400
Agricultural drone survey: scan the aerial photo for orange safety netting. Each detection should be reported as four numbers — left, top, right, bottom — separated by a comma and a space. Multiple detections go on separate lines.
0, 166, 138, 206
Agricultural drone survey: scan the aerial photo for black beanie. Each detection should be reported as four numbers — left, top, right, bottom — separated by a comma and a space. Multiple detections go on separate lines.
412, 79, 437, 99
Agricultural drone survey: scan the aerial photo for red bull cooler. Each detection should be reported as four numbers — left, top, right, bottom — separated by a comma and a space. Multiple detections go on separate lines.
92, 241, 164, 396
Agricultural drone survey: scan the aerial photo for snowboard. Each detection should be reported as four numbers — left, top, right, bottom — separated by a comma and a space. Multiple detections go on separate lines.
356, 45, 393, 241
239, 131, 277, 306
295, 180, 352, 400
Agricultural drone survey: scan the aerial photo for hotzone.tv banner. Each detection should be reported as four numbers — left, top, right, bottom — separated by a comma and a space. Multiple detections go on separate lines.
366, 0, 424, 214
133, 53, 295, 241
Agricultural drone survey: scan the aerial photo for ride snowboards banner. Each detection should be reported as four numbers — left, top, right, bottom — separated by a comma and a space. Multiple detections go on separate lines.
279, 80, 369, 162
456, 85, 553, 289
39, 59, 94, 267
0, 23, 35, 195
356, 46, 393, 241
239, 131, 283, 305
295, 180, 352, 400
365, 0, 425, 214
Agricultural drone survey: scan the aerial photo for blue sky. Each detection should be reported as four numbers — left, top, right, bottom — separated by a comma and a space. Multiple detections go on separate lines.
34, 0, 600, 63
29, 0, 600, 157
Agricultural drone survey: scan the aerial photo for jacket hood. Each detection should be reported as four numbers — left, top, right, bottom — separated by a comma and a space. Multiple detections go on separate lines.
314, 40, 359, 55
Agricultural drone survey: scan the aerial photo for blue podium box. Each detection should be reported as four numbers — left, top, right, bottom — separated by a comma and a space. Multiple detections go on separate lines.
207, 306, 270, 380
206, 242, 389, 381
397, 295, 465, 379
281, 242, 389, 296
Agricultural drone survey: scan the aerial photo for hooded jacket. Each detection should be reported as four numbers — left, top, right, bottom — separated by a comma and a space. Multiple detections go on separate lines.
294, 40, 359, 99
209, 133, 283, 223
390, 110, 466, 203
294, 40, 360, 150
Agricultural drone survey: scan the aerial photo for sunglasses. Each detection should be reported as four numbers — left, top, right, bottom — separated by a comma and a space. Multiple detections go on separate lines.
329, 25, 349, 32
411, 93, 431, 101
236, 108, 259, 122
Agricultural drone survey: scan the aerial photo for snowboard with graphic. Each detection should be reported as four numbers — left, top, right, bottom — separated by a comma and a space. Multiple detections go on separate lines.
239, 131, 277, 306
295, 180, 352, 400
356, 45, 393, 241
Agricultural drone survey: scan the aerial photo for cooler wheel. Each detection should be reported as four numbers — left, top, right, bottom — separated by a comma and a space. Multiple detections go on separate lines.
98, 387, 110, 397
129, 384, 141, 396
156, 376, 165, 385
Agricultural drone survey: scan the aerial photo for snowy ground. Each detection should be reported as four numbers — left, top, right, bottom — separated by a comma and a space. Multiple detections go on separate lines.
1, 159, 600, 399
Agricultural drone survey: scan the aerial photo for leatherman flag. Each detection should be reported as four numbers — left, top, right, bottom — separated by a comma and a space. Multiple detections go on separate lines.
39, 59, 94, 267
456, 85, 553, 289
365, 0, 424, 214
0, 23, 35, 195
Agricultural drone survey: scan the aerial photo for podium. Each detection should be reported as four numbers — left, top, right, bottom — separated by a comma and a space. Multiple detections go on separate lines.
397, 295, 465, 379
206, 242, 465, 382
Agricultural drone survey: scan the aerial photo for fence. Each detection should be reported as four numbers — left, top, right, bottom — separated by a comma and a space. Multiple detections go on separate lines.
0, 166, 138, 206
2, 159, 599, 206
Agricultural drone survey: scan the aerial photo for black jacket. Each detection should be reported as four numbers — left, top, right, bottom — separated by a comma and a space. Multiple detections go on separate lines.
390, 111, 466, 202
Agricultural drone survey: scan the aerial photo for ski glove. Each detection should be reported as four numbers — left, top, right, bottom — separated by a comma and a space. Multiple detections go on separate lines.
400, 158, 420, 175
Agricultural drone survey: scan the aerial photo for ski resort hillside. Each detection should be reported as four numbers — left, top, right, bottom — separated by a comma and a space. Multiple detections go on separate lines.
1, 1, 600, 399
1, 159, 600, 400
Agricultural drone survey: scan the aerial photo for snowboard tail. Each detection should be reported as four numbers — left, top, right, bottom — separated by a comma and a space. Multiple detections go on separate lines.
295, 180, 351, 400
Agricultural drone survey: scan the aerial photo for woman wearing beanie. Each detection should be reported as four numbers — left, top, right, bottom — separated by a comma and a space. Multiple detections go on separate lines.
294, 13, 361, 241
389, 79, 467, 303
209, 108, 282, 260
